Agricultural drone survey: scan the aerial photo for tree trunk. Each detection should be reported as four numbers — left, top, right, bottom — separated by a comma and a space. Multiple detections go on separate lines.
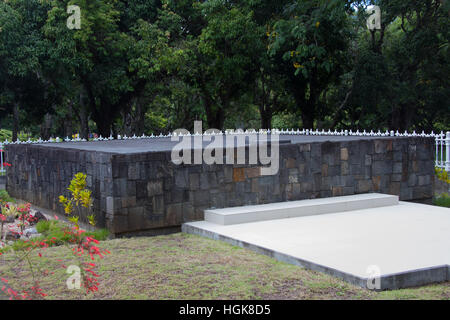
41, 113, 52, 140
94, 112, 113, 138
258, 74, 272, 129
79, 89, 89, 139
12, 104, 19, 141
122, 97, 144, 136
79, 107, 89, 139
206, 109, 224, 130
301, 111, 314, 130
134, 99, 145, 135
65, 100, 74, 138
292, 87, 315, 129
123, 110, 132, 136
203, 93, 224, 130
260, 108, 272, 129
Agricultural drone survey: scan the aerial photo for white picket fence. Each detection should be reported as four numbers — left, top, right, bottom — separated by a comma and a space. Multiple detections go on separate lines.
0, 130, 449, 174
435, 132, 450, 171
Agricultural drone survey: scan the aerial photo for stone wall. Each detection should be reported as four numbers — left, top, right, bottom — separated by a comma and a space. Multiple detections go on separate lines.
5, 146, 113, 228
5, 137, 435, 236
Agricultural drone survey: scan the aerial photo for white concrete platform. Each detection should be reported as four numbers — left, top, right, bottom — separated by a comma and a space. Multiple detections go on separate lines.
205, 193, 398, 225
183, 197, 450, 290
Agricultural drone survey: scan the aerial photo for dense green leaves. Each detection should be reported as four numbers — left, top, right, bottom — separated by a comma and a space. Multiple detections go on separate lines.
0, 0, 448, 138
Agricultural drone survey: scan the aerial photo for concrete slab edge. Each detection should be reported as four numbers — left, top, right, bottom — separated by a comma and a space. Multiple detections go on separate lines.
205, 194, 399, 225
182, 223, 449, 291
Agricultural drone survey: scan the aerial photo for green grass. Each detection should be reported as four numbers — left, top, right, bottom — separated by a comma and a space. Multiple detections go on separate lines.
0, 233, 448, 300
433, 193, 450, 208
0, 220, 109, 255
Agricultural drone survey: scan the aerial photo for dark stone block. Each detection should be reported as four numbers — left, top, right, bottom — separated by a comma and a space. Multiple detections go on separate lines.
372, 161, 392, 175
223, 166, 233, 183
193, 190, 210, 206
152, 195, 165, 214
136, 181, 147, 199
171, 188, 189, 203
166, 203, 183, 225
189, 173, 200, 190
147, 180, 163, 196
126, 181, 136, 196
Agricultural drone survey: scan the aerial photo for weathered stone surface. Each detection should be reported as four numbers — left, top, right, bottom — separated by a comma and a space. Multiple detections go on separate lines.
147, 180, 163, 197
232, 168, 245, 182
246, 167, 261, 178
340, 148, 349, 161
285, 158, 296, 169
152, 195, 165, 214
189, 173, 199, 190
357, 180, 371, 193
372, 176, 382, 191
332, 186, 343, 197
341, 162, 349, 175
321, 164, 328, 177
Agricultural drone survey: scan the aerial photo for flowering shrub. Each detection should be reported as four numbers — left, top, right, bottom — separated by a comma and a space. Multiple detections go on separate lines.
65, 228, 110, 293
0, 173, 109, 300
0, 203, 37, 242
0, 203, 20, 241
0, 214, 6, 241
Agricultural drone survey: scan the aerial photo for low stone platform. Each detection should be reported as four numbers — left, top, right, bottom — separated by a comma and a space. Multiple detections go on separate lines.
205, 193, 398, 225
183, 195, 450, 290
4, 134, 435, 236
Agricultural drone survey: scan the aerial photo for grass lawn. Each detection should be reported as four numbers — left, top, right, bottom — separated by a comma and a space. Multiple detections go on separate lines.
1, 233, 449, 300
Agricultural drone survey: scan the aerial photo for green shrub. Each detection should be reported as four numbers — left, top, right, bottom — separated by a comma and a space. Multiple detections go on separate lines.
0, 220, 110, 255
90, 228, 110, 241
433, 193, 450, 208
0, 129, 12, 142
0, 190, 15, 203
435, 168, 450, 184
36, 219, 109, 241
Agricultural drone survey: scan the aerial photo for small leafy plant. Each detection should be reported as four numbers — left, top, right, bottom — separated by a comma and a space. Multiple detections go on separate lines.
59, 173, 96, 229
435, 167, 450, 184
0, 190, 15, 204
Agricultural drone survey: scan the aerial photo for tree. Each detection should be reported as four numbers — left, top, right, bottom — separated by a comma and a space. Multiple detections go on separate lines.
347, 0, 450, 131
173, 0, 263, 130
268, 0, 353, 129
